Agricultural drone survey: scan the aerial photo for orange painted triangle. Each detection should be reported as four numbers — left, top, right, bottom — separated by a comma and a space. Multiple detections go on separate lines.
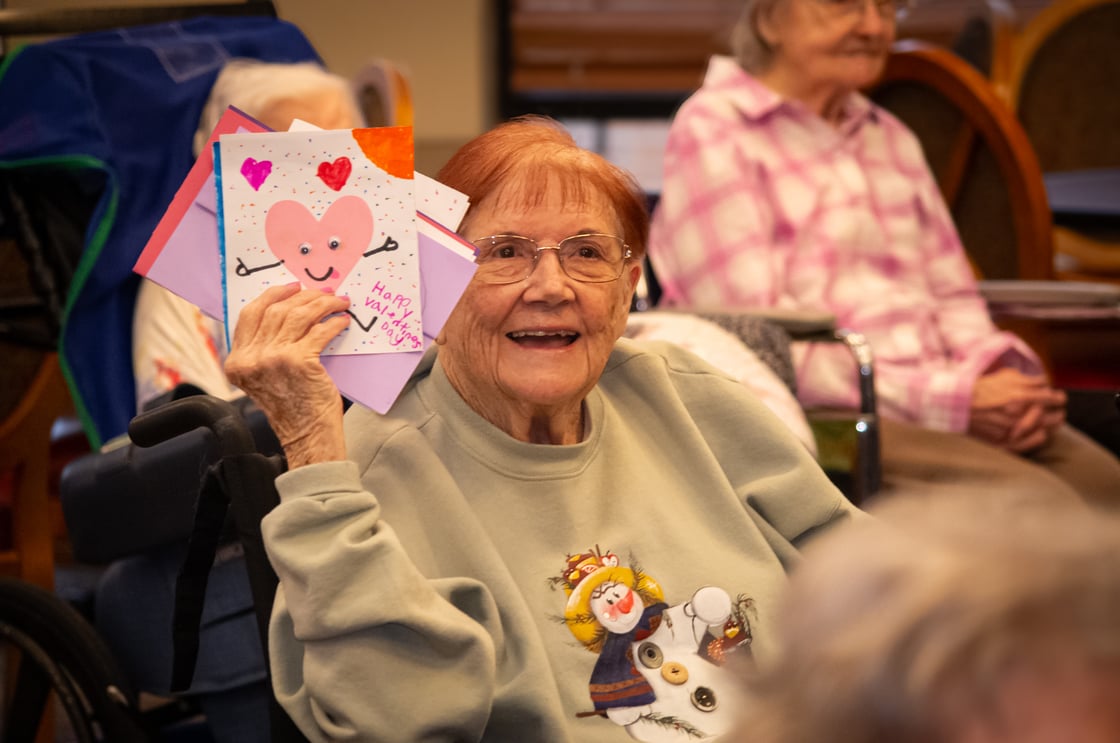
351, 126, 414, 180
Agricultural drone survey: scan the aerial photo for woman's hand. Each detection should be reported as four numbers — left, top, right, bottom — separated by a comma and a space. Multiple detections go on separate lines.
225, 284, 352, 468
1004, 399, 1066, 453
968, 368, 1066, 453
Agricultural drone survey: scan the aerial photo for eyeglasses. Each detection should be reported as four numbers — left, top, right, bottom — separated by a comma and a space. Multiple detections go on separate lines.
813, 0, 916, 18
471, 233, 632, 284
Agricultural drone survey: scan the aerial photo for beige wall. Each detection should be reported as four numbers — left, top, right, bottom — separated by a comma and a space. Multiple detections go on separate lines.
275, 0, 494, 173
4, 0, 494, 174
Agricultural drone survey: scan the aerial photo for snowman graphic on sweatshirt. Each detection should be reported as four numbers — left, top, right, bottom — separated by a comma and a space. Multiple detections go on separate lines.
550, 546, 755, 741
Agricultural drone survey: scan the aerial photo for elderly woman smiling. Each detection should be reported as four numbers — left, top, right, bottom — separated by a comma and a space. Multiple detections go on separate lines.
225, 116, 858, 742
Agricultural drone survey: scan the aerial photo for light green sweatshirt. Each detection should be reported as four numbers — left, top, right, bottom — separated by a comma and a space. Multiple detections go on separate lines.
263, 339, 858, 742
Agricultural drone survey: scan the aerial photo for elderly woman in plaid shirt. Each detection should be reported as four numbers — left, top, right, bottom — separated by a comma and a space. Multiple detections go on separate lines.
649, 0, 1120, 506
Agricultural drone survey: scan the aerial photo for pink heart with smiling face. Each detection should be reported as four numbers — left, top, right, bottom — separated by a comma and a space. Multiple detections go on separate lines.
264, 195, 374, 292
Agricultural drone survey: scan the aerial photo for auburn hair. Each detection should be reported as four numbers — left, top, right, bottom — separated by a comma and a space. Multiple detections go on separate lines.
437, 116, 649, 258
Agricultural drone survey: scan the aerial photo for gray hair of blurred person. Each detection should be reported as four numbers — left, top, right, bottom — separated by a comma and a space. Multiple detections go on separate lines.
738, 493, 1120, 743
729, 0, 784, 74
193, 59, 365, 157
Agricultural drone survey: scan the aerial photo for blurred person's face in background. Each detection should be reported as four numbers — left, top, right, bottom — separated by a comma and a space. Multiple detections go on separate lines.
759, 0, 896, 99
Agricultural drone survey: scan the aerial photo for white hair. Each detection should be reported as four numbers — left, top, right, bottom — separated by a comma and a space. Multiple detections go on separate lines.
730, 0, 784, 74
193, 59, 364, 156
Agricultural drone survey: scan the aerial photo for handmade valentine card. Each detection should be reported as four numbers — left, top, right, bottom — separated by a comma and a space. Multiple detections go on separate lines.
215, 126, 420, 355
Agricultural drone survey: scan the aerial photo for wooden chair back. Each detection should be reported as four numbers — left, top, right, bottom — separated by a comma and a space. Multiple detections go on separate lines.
0, 350, 72, 589
1009, 0, 1120, 172
948, 0, 1019, 101
869, 40, 1054, 281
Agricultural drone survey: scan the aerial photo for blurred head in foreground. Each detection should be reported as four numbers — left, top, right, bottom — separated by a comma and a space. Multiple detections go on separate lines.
739, 493, 1120, 743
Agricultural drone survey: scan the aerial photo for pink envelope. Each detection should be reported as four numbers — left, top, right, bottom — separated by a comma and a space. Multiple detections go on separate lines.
135, 107, 268, 319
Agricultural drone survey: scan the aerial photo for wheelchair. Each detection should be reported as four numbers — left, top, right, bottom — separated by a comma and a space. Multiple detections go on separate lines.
0, 393, 308, 743
0, 575, 147, 742
0, 7, 330, 739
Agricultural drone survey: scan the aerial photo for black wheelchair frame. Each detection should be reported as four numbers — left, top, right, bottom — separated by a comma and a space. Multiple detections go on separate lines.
0, 396, 306, 743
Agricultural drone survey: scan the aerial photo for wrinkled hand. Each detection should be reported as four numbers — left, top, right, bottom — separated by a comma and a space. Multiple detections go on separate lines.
968, 368, 1066, 453
225, 284, 351, 468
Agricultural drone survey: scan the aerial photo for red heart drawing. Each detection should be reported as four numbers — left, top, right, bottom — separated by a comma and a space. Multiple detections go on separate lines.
240, 158, 272, 191
317, 157, 352, 191
264, 195, 374, 293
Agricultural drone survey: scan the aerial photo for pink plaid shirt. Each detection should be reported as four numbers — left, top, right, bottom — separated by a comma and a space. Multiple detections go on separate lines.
649, 56, 1041, 433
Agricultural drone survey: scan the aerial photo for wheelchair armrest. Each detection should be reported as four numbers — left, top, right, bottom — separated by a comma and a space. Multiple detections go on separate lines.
678, 307, 875, 412
676, 304, 835, 334
716, 307, 837, 337
129, 395, 255, 454
797, 326, 878, 502
678, 306, 880, 502
802, 328, 876, 418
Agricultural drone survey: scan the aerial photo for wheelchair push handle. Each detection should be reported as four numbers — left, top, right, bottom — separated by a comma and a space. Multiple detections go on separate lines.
128, 395, 257, 456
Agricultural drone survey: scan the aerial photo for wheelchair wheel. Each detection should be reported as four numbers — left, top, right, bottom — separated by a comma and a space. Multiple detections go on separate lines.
0, 576, 148, 743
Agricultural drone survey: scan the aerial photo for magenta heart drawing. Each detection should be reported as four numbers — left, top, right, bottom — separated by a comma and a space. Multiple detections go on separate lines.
317, 157, 353, 191
264, 195, 374, 293
240, 158, 272, 191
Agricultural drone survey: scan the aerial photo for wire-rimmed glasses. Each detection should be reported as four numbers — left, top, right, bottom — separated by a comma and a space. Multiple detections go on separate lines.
470, 233, 632, 284
814, 0, 917, 19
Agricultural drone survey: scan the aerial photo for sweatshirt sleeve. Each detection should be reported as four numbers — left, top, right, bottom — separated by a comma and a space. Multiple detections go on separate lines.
263, 459, 502, 742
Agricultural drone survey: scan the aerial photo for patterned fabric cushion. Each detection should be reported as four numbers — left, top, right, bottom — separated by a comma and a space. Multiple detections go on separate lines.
695, 312, 797, 395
